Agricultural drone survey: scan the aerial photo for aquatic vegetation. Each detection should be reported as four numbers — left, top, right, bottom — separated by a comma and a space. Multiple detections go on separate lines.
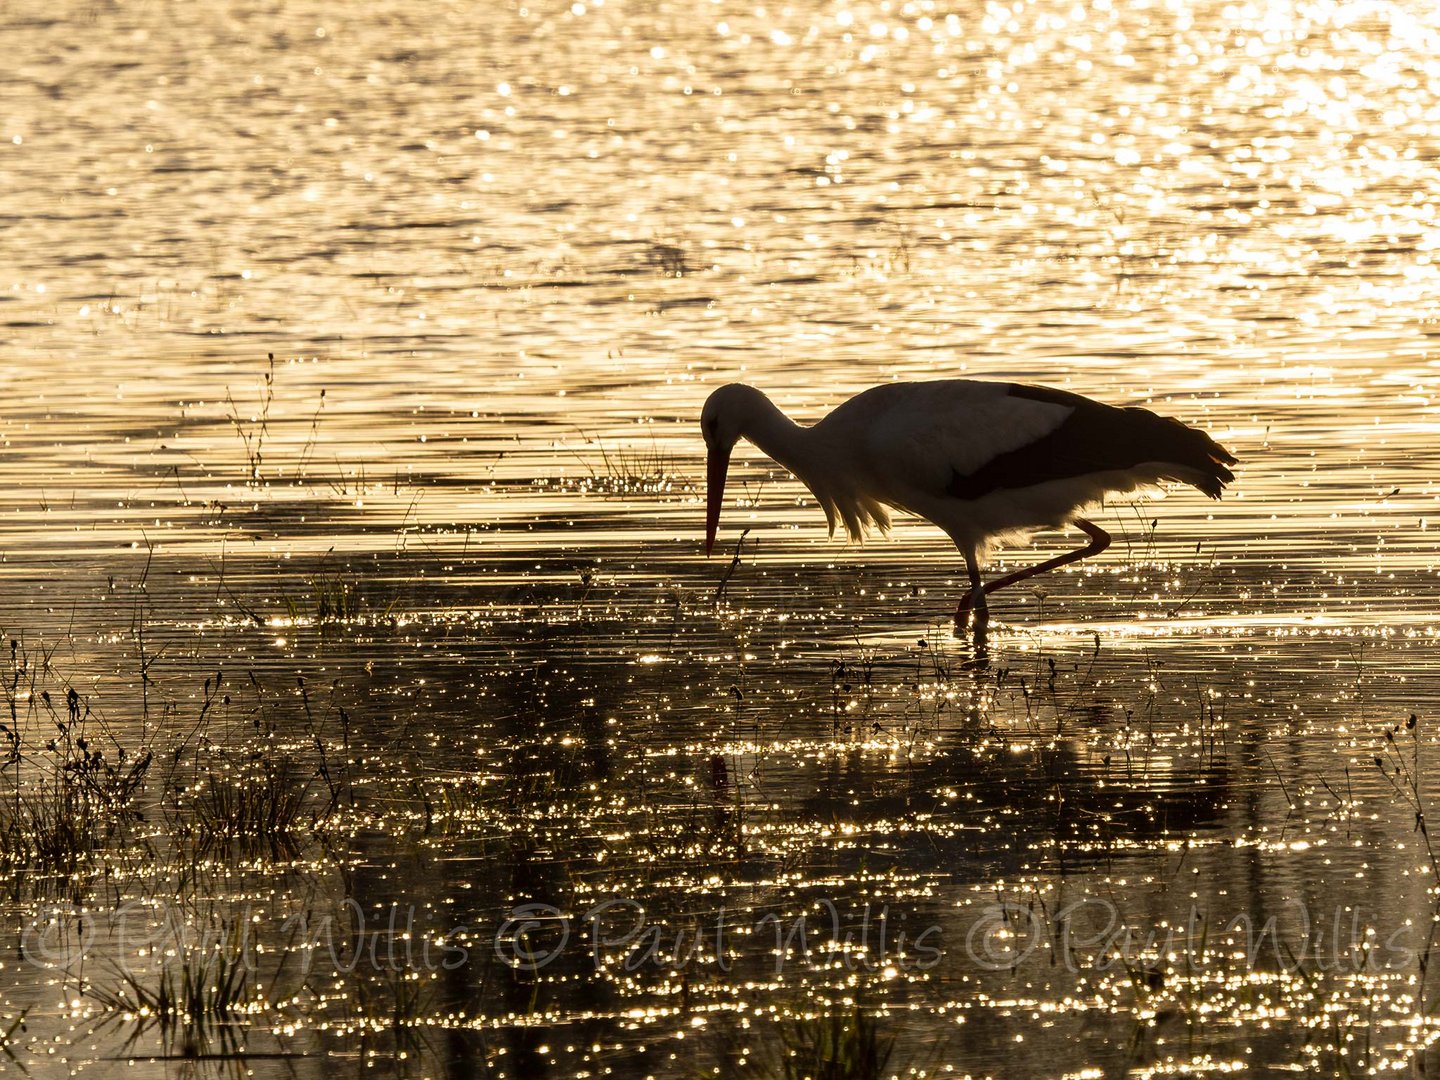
0, 1011, 26, 1067
348, 963, 438, 1069
187, 758, 310, 857
571, 433, 679, 496
285, 568, 367, 624
647, 237, 689, 276
0, 646, 151, 882
223, 352, 335, 491
160, 676, 332, 858
770, 1004, 897, 1080
88, 913, 256, 1057
224, 353, 277, 484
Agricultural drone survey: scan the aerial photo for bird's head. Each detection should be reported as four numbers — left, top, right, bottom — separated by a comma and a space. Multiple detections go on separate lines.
701, 383, 763, 556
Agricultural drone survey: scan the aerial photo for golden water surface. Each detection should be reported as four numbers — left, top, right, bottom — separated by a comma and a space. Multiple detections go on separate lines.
4, 0, 1440, 1076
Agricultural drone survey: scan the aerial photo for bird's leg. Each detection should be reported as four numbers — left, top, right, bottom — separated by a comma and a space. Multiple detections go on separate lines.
975, 518, 1112, 603
955, 548, 988, 630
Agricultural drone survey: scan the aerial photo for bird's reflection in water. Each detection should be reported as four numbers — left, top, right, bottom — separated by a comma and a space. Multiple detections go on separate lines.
963, 609, 991, 669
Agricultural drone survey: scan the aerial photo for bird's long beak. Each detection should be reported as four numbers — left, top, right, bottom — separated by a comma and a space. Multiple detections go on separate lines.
704, 446, 730, 556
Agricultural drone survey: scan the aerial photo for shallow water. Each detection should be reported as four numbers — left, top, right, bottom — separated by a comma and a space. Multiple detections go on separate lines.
4, 0, 1440, 1076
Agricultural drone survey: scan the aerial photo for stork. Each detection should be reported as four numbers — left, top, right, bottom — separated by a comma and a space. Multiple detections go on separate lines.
700, 379, 1236, 631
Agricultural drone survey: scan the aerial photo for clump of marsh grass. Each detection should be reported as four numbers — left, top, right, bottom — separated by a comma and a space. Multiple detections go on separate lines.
279, 552, 394, 627
285, 568, 365, 624
567, 430, 677, 496
647, 237, 689, 276
163, 672, 315, 859
766, 1003, 897, 1080
0, 643, 151, 879
349, 965, 436, 1068
189, 756, 309, 858
88, 911, 263, 1059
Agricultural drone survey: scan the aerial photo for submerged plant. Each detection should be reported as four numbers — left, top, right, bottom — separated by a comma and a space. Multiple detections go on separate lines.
0, 1011, 26, 1066
89, 912, 259, 1060
1373, 712, 1440, 991
285, 569, 366, 624
0, 649, 152, 880
566, 428, 677, 496
190, 754, 310, 858
351, 965, 436, 1070
773, 1004, 896, 1080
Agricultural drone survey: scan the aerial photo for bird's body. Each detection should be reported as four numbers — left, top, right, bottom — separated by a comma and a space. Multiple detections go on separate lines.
701, 379, 1236, 629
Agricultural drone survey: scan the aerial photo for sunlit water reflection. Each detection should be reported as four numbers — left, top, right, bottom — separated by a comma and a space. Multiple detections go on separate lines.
4, 0, 1440, 1075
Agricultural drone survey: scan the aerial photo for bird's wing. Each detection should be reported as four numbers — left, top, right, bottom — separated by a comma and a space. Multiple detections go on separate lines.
843, 381, 1074, 496
952, 383, 1237, 499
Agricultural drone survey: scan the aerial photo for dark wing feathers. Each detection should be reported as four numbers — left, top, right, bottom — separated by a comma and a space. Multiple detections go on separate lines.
945, 383, 1237, 501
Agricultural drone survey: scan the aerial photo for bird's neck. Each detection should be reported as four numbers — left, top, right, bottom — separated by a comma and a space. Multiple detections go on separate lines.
743, 398, 814, 478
